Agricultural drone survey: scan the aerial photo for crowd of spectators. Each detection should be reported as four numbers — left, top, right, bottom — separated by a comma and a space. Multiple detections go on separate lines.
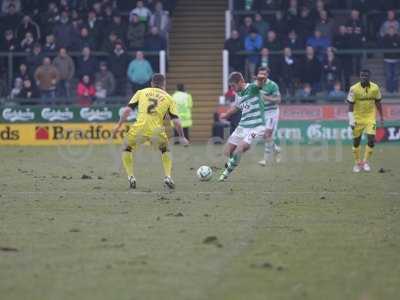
226, 0, 400, 100
0, 0, 175, 105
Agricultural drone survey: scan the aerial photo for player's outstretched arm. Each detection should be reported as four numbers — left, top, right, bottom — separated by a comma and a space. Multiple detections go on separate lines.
220, 106, 239, 120
172, 118, 189, 146
113, 106, 132, 133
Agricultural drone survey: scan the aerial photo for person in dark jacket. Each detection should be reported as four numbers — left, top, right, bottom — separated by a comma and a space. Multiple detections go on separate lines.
25, 43, 44, 76
279, 47, 297, 96
322, 48, 341, 91
298, 46, 322, 93
224, 30, 243, 72
53, 10, 75, 50
382, 26, 400, 93
108, 42, 130, 96
76, 46, 98, 79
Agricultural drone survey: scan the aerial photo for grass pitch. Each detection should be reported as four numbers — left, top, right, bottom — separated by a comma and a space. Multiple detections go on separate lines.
0, 144, 399, 300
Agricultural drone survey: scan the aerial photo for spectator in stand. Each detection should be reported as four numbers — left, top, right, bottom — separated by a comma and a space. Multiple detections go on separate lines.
380, 10, 400, 38
15, 63, 31, 82
34, 57, 60, 102
1, 5, 22, 32
271, 10, 287, 37
127, 50, 154, 93
19, 32, 35, 53
285, 0, 299, 30
171, 83, 192, 142
53, 47, 75, 98
126, 14, 146, 50
43, 34, 57, 54
1, 30, 18, 52
40, 2, 60, 37
346, 10, 364, 76
109, 41, 130, 96
2, 0, 21, 14
295, 6, 314, 41
103, 5, 115, 27
26, 43, 44, 76
253, 13, 270, 39
322, 48, 341, 90
382, 26, 400, 94
264, 30, 281, 51
298, 46, 322, 93
327, 81, 346, 101
239, 16, 253, 40
77, 26, 96, 50
346, 9, 364, 41
107, 12, 126, 42
76, 46, 98, 79
129, 0, 152, 23
53, 10, 75, 50
94, 61, 116, 97
279, 47, 297, 96
333, 25, 352, 90
306, 29, 331, 61
149, 1, 170, 38
76, 75, 96, 106
16, 15, 41, 41
224, 30, 243, 72
10, 78, 23, 99
295, 82, 314, 102
20, 79, 37, 103
258, 47, 278, 79
284, 29, 304, 50
244, 28, 263, 81
86, 10, 103, 48
311, 0, 330, 20
145, 26, 167, 70
102, 31, 119, 53
315, 10, 335, 39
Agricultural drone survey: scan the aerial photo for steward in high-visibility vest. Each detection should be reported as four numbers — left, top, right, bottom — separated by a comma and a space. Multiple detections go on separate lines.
172, 84, 192, 141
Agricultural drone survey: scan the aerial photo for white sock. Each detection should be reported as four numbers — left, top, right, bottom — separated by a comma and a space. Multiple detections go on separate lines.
264, 141, 274, 161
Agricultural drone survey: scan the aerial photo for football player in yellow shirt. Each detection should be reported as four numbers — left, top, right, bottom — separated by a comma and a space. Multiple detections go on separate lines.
347, 69, 384, 173
114, 74, 189, 189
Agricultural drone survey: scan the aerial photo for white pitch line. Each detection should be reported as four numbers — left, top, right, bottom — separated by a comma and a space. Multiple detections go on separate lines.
1, 191, 399, 196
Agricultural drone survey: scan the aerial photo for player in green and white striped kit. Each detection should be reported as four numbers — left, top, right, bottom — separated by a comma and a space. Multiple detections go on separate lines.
256, 67, 282, 166
218, 71, 267, 181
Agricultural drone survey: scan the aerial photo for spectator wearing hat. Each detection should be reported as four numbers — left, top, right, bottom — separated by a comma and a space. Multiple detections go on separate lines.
149, 1, 170, 38
53, 47, 75, 98
34, 57, 60, 103
126, 13, 146, 50
109, 42, 130, 96
172, 83, 193, 142
95, 61, 116, 98
127, 50, 153, 93
244, 28, 263, 81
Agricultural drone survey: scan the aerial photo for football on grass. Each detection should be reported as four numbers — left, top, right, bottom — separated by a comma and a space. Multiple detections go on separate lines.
197, 166, 212, 181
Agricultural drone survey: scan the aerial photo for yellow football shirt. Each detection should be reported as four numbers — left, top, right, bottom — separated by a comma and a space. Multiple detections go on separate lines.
347, 82, 382, 123
128, 87, 179, 133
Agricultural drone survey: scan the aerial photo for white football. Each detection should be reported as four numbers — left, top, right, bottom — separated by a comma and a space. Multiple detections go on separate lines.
196, 166, 213, 181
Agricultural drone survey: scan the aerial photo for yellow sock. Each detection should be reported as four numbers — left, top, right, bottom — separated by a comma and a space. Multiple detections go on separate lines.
352, 146, 361, 163
122, 151, 134, 177
364, 145, 373, 162
161, 152, 172, 177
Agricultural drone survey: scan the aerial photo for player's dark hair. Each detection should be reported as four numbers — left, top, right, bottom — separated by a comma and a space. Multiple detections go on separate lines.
257, 66, 270, 74
360, 69, 370, 75
177, 83, 185, 92
228, 72, 244, 84
151, 73, 165, 88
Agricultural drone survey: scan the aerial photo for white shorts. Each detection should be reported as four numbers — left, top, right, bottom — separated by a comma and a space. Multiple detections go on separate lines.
228, 125, 266, 146
264, 108, 279, 133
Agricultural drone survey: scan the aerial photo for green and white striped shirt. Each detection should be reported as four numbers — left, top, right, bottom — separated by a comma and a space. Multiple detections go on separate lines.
235, 83, 265, 128
260, 79, 280, 112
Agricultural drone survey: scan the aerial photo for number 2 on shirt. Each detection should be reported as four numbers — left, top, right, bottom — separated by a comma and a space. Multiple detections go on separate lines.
147, 98, 158, 114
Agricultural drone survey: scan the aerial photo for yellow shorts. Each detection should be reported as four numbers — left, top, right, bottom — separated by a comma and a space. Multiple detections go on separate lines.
126, 125, 169, 150
353, 122, 376, 138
